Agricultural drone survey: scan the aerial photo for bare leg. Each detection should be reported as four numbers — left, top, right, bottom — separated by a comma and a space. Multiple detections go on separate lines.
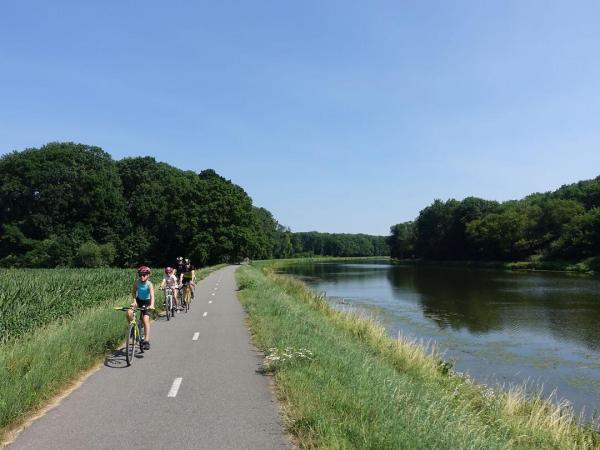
143, 315, 150, 341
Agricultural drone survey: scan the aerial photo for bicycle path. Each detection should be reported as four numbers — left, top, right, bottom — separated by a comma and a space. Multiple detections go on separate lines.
8, 265, 291, 450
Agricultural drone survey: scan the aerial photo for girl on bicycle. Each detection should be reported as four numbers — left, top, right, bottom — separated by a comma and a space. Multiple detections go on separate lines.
159, 266, 179, 309
129, 265, 155, 350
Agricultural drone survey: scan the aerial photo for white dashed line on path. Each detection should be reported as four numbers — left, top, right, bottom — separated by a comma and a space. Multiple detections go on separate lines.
168, 378, 183, 397
211, 293, 215, 296
203, 312, 208, 317
208, 300, 212, 304
192, 332, 200, 341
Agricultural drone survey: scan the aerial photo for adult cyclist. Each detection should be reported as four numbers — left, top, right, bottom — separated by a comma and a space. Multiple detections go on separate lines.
129, 265, 155, 350
175, 256, 184, 277
178, 259, 196, 305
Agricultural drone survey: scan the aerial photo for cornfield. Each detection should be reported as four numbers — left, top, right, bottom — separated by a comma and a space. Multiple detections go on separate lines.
0, 268, 141, 343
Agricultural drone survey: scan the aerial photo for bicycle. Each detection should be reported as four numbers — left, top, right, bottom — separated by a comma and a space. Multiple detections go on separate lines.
161, 287, 177, 320
114, 306, 152, 366
180, 282, 193, 313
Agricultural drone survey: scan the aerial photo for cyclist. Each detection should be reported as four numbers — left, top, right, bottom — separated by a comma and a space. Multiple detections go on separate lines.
175, 256, 184, 277
178, 259, 196, 305
159, 266, 179, 310
129, 265, 155, 350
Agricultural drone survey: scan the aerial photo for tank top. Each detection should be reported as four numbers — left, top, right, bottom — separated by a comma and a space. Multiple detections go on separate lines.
136, 280, 151, 300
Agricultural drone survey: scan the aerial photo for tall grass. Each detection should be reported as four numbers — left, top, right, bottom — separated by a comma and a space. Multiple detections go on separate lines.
0, 268, 134, 343
0, 302, 127, 436
237, 264, 600, 449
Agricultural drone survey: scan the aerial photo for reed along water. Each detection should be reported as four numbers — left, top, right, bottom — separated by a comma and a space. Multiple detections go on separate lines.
279, 259, 600, 422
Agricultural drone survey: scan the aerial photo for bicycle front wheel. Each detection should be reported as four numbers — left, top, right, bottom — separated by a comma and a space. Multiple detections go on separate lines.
166, 296, 171, 321
125, 323, 136, 366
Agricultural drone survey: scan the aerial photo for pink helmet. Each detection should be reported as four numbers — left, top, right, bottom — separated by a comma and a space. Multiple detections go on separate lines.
165, 267, 174, 274
137, 265, 151, 275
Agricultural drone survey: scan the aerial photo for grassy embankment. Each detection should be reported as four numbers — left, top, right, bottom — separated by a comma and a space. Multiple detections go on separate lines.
237, 262, 600, 449
0, 265, 224, 442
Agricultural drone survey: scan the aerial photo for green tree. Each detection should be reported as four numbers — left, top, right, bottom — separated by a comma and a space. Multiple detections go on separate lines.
387, 222, 416, 259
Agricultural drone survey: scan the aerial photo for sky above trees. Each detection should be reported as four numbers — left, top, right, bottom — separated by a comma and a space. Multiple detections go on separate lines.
1, 1, 599, 235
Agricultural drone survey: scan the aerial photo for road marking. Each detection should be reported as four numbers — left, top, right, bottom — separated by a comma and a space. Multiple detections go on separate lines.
203, 311, 208, 317
168, 378, 183, 397
211, 293, 215, 296
214, 287, 218, 290
192, 332, 199, 341
208, 300, 212, 304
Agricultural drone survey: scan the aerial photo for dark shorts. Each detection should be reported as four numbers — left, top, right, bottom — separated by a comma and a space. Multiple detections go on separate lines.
135, 298, 151, 316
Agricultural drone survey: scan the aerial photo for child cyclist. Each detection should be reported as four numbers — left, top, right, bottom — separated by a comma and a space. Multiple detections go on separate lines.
129, 265, 155, 350
159, 266, 179, 310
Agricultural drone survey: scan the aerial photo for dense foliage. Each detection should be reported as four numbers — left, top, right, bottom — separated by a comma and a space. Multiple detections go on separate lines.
289, 231, 389, 257
0, 142, 387, 267
387, 178, 600, 268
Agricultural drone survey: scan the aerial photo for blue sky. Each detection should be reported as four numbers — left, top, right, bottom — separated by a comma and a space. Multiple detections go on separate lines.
1, 1, 599, 235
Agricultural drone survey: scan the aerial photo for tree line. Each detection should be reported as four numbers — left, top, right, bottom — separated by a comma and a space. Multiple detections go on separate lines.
387, 177, 600, 268
0, 142, 388, 268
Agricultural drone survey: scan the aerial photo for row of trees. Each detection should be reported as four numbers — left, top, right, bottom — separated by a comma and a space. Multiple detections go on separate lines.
290, 232, 388, 257
387, 177, 600, 265
0, 142, 388, 268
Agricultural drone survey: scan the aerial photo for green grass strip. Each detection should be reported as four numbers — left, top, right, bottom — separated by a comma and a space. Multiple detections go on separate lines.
237, 264, 600, 449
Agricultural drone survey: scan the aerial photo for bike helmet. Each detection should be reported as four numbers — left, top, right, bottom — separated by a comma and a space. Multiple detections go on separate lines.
165, 266, 174, 274
137, 265, 151, 275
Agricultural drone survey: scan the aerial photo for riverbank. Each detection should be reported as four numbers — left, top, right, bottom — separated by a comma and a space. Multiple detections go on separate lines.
0, 264, 225, 444
237, 262, 600, 449
390, 257, 600, 274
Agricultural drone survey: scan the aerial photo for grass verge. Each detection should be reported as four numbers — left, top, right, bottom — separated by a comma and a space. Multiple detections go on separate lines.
237, 264, 600, 449
0, 264, 225, 444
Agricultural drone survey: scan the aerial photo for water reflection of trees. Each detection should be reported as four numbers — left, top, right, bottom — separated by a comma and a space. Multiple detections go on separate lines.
283, 262, 388, 283
386, 266, 505, 333
386, 266, 600, 350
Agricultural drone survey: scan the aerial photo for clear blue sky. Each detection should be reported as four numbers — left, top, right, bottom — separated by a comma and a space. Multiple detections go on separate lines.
2, 1, 599, 235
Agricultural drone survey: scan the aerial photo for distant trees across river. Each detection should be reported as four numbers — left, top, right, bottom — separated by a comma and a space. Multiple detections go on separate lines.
387, 177, 600, 270
0, 142, 388, 268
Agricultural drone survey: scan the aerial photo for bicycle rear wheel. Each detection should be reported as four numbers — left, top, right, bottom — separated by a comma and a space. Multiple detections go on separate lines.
125, 323, 136, 366
184, 287, 191, 312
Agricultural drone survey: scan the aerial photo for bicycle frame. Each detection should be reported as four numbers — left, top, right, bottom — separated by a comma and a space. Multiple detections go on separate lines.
115, 306, 149, 365
164, 287, 175, 320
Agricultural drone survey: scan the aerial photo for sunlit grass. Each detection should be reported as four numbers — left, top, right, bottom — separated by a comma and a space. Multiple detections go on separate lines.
237, 264, 600, 449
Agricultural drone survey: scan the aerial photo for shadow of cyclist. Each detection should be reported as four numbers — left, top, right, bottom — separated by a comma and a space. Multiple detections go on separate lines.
104, 346, 145, 368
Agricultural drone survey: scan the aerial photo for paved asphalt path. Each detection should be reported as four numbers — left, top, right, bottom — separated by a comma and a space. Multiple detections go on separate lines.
8, 265, 291, 450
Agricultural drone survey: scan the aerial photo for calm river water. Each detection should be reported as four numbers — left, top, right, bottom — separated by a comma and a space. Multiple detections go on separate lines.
279, 259, 600, 420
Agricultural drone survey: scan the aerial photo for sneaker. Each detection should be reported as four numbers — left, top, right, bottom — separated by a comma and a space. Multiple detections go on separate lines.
142, 340, 150, 350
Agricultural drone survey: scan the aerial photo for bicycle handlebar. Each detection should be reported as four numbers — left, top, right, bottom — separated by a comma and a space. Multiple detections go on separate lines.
113, 306, 154, 311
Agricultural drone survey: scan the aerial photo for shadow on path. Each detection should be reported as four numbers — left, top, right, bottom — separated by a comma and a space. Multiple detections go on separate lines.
104, 347, 146, 368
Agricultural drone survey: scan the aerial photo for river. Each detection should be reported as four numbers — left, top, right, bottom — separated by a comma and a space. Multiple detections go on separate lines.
279, 259, 600, 421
